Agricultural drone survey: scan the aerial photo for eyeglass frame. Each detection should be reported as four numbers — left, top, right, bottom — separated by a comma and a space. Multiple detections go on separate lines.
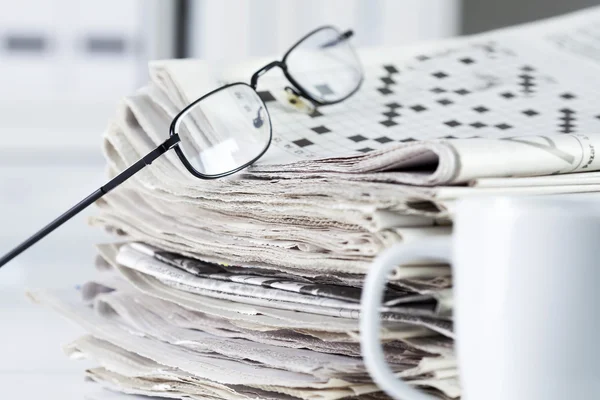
0, 25, 362, 269
171, 25, 362, 180
250, 25, 362, 107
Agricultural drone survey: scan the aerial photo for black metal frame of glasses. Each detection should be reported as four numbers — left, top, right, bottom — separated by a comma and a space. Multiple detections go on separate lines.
0, 25, 361, 269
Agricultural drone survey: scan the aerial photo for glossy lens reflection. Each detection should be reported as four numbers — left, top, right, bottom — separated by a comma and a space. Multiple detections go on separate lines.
173, 84, 271, 177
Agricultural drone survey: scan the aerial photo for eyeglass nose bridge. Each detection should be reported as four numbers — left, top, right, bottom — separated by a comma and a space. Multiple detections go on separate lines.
250, 61, 285, 89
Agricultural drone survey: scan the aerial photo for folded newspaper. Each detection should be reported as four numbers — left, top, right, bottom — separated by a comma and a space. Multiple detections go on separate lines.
36, 6, 600, 400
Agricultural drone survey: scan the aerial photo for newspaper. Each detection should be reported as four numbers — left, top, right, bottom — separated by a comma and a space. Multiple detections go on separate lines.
92, 187, 451, 275
117, 243, 446, 316
251, 133, 600, 185
92, 293, 371, 377
129, 242, 393, 303
45, 8, 600, 400
149, 6, 600, 184
92, 7, 600, 278
28, 288, 459, 399
94, 243, 453, 337
129, 9, 600, 180
93, 285, 452, 360
82, 350, 456, 400
96, 243, 451, 338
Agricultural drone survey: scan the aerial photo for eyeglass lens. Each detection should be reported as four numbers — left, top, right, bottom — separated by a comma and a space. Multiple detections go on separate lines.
285, 27, 362, 103
173, 83, 271, 177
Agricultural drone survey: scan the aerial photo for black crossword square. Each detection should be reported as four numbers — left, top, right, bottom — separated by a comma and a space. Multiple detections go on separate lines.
522, 109, 539, 117
444, 120, 462, 127
560, 92, 576, 100
311, 125, 331, 134
349, 134, 368, 142
384, 65, 399, 74
378, 87, 393, 95
257, 91, 276, 102
357, 147, 374, 153
375, 136, 393, 144
293, 138, 313, 148
380, 120, 398, 127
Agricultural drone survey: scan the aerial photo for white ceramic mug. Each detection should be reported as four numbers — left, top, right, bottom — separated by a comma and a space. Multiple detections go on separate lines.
360, 196, 600, 400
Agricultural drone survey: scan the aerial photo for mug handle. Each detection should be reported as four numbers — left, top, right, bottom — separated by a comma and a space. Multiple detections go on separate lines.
360, 237, 452, 400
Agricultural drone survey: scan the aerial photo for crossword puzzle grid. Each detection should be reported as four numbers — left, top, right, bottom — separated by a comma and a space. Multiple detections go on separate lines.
255, 40, 600, 160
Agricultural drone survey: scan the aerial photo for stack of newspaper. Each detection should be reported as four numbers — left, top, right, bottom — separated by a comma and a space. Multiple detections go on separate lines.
31, 6, 600, 400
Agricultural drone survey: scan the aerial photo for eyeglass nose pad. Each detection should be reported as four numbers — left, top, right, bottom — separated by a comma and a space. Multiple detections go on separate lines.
284, 86, 316, 114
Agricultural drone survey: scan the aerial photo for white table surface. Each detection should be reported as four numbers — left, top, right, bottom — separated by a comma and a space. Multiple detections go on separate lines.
0, 289, 141, 399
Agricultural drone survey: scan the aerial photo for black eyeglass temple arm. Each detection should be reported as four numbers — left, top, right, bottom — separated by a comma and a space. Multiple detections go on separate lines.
0, 135, 180, 269
320, 30, 354, 48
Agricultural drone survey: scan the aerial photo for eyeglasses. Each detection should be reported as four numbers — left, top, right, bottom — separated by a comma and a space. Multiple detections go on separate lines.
0, 25, 362, 268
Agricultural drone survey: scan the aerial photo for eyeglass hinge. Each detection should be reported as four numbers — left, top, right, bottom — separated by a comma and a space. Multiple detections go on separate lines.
160, 134, 181, 152
250, 61, 284, 89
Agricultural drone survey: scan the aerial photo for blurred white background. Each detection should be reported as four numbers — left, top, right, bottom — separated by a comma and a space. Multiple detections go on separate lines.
0, 0, 598, 397
0, 0, 176, 290
0, 2, 177, 395
186, 0, 461, 60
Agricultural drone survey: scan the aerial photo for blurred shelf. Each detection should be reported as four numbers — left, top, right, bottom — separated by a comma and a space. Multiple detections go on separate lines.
0, 99, 117, 152
0, 148, 104, 166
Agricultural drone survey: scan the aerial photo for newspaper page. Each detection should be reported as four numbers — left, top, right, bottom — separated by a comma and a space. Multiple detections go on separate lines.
146, 6, 600, 185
